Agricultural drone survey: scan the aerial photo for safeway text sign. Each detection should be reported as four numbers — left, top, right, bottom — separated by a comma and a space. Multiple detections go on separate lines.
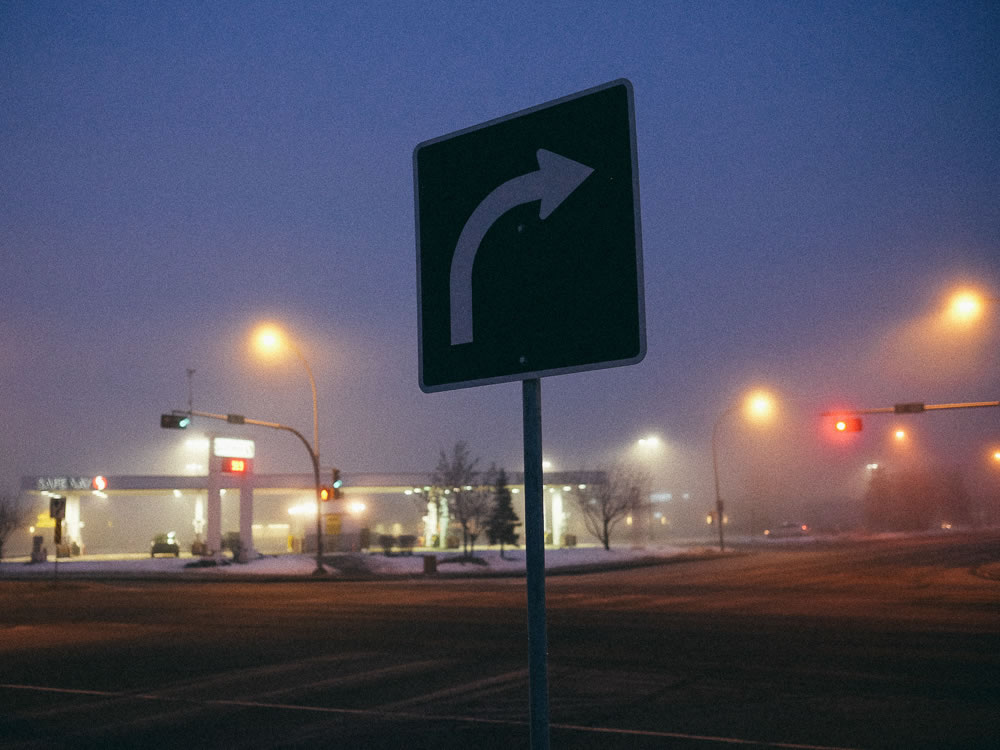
414, 79, 645, 392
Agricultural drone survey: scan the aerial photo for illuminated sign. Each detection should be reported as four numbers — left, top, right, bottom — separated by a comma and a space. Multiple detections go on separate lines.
213, 437, 255, 459
221, 457, 252, 474
35, 477, 99, 491
92, 476, 108, 491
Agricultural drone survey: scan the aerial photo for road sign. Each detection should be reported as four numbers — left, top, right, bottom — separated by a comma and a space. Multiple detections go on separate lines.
49, 496, 66, 520
414, 79, 644, 392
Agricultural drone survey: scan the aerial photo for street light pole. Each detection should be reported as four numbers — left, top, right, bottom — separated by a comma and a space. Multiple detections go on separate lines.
252, 325, 326, 575
287, 340, 325, 576
288, 340, 320, 463
711, 391, 775, 552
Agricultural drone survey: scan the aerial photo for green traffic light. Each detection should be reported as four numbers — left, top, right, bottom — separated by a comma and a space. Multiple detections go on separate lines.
160, 413, 191, 429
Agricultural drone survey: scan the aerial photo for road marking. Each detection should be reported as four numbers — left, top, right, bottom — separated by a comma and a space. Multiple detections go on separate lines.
374, 668, 529, 711
0, 682, 864, 750
151, 651, 383, 698
249, 659, 444, 701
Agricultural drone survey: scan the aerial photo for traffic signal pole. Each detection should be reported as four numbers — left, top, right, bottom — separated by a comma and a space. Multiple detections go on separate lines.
162, 409, 326, 574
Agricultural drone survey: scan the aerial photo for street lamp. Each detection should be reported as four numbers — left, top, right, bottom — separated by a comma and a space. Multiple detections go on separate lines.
944, 288, 999, 325
711, 389, 776, 552
252, 323, 326, 575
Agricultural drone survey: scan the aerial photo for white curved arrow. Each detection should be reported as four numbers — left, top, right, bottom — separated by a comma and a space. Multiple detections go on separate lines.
449, 149, 594, 346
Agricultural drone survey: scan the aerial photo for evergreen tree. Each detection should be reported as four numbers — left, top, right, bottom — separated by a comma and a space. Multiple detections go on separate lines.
486, 468, 520, 558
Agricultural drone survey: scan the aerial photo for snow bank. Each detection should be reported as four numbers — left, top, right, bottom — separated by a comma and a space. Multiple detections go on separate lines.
0, 545, 711, 579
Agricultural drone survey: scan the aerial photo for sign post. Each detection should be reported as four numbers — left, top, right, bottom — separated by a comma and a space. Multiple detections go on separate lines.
414, 79, 643, 749
521, 378, 548, 746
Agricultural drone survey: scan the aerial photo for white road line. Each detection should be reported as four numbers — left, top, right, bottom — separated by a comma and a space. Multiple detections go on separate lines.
0, 682, 866, 750
374, 668, 529, 711
152, 651, 382, 697
249, 659, 445, 700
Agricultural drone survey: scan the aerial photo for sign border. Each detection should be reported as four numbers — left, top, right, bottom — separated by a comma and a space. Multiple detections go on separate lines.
414, 78, 645, 393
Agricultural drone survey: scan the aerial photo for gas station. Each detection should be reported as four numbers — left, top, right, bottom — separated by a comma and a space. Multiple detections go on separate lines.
16, 445, 608, 561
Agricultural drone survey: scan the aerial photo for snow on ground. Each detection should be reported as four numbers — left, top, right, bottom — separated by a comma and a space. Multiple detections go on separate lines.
0, 553, 321, 578
0, 544, 716, 579
362, 545, 704, 575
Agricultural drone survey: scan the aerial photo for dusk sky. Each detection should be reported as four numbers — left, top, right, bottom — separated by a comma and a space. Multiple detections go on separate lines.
3, 2, 998, 510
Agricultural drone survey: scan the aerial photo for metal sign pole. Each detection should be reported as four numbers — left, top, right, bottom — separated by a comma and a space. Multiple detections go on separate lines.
522, 377, 550, 749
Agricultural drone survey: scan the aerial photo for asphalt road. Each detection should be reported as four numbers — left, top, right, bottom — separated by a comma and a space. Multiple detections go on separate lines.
1, 532, 998, 749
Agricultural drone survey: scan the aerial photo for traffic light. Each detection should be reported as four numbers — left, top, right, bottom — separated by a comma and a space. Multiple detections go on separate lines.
834, 417, 863, 432
319, 486, 333, 502
332, 468, 343, 499
160, 413, 191, 429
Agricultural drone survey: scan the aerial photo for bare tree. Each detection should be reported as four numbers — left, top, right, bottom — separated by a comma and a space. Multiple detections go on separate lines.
0, 494, 32, 561
574, 463, 650, 550
432, 442, 492, 556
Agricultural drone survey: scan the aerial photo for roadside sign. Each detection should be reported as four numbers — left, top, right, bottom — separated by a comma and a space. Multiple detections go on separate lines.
414, 79, 644, 392
49, 496, 66, 520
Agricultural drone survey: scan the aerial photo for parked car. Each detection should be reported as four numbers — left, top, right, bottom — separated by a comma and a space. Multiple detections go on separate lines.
151, 531, 180, 557
763, 522, 810, 539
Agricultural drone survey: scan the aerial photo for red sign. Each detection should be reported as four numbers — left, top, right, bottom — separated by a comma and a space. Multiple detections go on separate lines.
221, 457, 251, 474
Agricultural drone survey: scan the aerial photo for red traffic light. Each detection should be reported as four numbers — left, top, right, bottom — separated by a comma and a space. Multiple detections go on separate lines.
834, 417, 863, 432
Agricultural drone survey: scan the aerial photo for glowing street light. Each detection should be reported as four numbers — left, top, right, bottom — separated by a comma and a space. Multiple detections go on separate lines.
744, 391, 776, 423
946, 290, 985, 324
712, 389, 777, 552
254, 325, 284, 354
251, 322, 326, 575
949, 291, 983, 323
894, 429, 907, 441
944, 288, 1000, 326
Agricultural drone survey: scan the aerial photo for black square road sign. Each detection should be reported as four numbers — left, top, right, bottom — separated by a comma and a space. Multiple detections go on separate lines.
414, 79, 645, 393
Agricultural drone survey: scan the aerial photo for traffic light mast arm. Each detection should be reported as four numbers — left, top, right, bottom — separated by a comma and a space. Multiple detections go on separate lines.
176, 409, 317, 455
923, 400, 1000, 411
821, 399, 999, 417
